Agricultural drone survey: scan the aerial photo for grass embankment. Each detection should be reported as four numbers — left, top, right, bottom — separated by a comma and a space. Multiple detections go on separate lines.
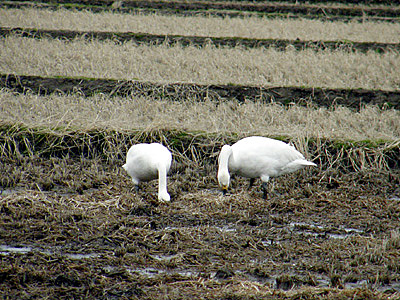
1, 36, 399, 90
1, 90, 399, 142
1, 8, 400, 43
1, 90, 399, 172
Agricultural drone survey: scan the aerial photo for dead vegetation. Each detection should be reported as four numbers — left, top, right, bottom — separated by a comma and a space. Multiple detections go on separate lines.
2, 36, 400, 90
1, 90, 400, 143
2, 8, 400, 43
3, 0, 399, 21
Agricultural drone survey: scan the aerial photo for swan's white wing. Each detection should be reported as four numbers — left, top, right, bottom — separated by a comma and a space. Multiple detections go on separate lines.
230, 136, 309, 178
124, 143, 171, 183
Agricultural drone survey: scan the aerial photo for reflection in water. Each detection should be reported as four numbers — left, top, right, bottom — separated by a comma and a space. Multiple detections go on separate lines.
0, 244, 99, 260
0, 245, 32, 254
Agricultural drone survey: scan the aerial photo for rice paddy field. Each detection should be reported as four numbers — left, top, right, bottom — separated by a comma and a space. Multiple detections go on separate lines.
1, 1, 400, 299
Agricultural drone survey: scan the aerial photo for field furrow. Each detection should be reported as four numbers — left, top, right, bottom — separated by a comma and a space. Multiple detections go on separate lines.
2, 74, 400, 110
2, 0, 400, 22
1, 27, 399, 53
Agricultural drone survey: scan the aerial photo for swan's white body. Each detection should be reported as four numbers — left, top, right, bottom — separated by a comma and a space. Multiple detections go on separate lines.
218, 136, 316, 196
122, 143, 172, 202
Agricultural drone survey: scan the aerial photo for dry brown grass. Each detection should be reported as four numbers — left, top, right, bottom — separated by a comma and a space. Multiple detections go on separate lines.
1, 90, 399, 143
2, 36, 400, 90
1, 8, 400, 43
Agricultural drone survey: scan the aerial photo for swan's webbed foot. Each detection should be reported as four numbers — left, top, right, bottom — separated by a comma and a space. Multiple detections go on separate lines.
248, 178, 255, 190
262, 182, 269, 200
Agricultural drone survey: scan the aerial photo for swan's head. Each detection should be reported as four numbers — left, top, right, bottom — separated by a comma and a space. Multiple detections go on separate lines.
218, 171, 230, 194
158, 191, 170, 202
218, 145, 232, 194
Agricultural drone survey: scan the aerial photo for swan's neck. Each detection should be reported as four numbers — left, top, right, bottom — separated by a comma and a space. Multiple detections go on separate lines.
157, 164, 170, 202
218, 145, 233, 188
218, 145, 232, 173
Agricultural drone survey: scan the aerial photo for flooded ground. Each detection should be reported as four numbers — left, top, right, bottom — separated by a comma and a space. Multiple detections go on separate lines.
1, 156, 399, 299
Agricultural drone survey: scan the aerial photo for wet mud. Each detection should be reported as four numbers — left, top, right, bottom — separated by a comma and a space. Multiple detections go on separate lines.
2, 27, 398, 54
1, 155, 399, 298
2, 74, 400, 110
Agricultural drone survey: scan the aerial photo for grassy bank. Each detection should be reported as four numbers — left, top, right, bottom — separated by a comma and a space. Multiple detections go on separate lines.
1, 120, 399, 175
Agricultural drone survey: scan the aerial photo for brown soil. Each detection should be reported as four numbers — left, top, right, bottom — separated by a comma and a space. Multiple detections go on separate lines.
2, 0, 399, 22
2, 27, 398, 54
1, 152, 400, 299
2, 74, 400, 110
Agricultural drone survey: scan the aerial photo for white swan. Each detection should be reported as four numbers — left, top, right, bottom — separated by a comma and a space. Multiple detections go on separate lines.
218, 136, 316, 198
122, 143, 172, 202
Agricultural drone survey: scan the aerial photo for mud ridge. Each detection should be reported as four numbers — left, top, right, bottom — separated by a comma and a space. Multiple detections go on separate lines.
2, 27, 398, 54
2, 74, 400, 110
2, 0, 400, 22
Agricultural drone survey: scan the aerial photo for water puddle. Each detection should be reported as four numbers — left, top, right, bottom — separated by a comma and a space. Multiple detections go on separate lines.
65, 253, 100, 260
0, 188, 25, 196
0, 244, 100, 260
162, 224, 236, 233
151, 253, 181, 262
0, 245, 32, 255
216, 225, 236, 233
130, 267, 163, 278
103, 266, 198, 279
288, 222, 364, 239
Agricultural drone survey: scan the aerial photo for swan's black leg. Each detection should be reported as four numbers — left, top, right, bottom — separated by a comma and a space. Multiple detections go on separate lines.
262, 181, 269, 199
248, 178, 255, 190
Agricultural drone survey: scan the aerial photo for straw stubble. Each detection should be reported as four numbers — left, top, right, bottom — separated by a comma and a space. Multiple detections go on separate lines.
1, 36, 399, 90
1, 91, 399, 142
1, 8, 400, 43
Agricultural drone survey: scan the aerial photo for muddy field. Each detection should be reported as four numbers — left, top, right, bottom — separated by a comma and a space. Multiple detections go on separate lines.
1, 151, 400, 299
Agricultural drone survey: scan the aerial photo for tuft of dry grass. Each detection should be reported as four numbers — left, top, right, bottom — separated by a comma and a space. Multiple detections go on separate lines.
1, 8, 400, 43
1, 36, 400, 90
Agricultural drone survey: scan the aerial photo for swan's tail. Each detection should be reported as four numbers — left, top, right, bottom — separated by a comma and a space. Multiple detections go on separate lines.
295, 159, 317, 167
281, 159, 317, 174
122, 163, 127, 170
